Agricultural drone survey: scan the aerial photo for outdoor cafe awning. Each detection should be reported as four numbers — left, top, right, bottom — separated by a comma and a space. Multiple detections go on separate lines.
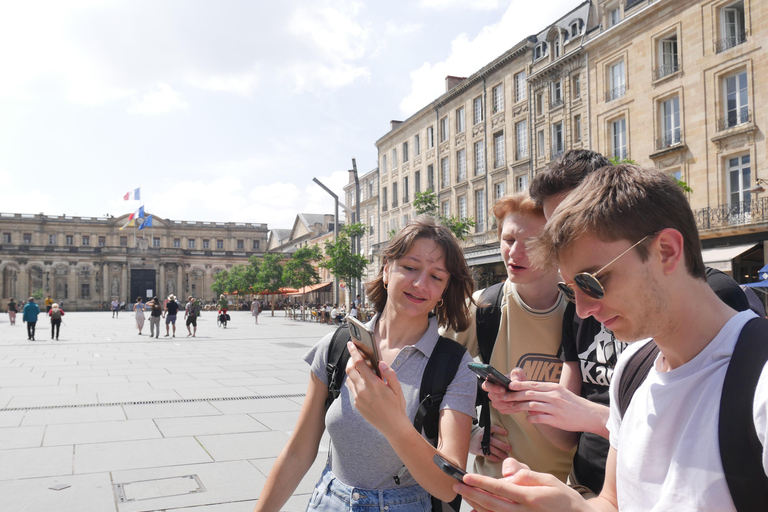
287, 281, 333, 296
701, 243, 759, 272
257, 287, 299, 295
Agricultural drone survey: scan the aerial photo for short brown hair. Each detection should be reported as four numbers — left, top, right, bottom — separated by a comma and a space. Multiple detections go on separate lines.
529, 164, 706, 279
366, 216, 475, 332
529, 150, 612, 207
492, 192, 543, 237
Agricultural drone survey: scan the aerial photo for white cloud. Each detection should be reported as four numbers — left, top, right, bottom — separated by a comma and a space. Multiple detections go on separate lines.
184, 67, 261, 96
384, 21, 423, 37
128, 83, 188, 116
420, 0, 502, 10
400, 0, 578, 115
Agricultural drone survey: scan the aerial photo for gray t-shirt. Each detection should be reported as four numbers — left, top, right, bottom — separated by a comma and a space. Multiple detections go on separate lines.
304, 315, 477, 490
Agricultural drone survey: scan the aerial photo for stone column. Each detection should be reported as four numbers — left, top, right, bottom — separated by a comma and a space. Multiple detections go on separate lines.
205, 265, 213, 302
102, 262, 109, 303
18, 261, 29, 299
159, 263, 165, 298
68, 262, 78, 302
177, 263, 184, 300
121, 263, 128, 302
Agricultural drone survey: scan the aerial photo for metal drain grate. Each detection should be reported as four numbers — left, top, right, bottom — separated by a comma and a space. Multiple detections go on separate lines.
115, 474, 205, 502
0, 393, 306, 412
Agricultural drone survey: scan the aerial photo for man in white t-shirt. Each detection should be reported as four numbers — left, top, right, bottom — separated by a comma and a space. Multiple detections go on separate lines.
454, 164, 768, 511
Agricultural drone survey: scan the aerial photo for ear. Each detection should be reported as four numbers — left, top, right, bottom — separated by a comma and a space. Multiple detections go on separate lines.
382, 260, 390, 285
655, 228, 684, 275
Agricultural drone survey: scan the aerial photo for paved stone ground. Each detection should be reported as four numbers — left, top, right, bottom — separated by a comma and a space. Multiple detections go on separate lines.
0, 310, 338, 512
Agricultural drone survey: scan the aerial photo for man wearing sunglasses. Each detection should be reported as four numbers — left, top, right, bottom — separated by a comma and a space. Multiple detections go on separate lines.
483, 150, 751, 498
454, 164, 767, 511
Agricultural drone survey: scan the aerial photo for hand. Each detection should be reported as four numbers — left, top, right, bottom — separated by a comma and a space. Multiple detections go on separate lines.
345, 342, 409, 437
502, 380, 607, 434
469, 425, 511, 462
455, 458, 587, 512
482, 368, 528, 416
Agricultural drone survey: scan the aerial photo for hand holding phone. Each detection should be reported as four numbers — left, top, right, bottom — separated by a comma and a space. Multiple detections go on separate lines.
346, 316, 382, 378
467, 362, 512, 389
433, 454, 468, 482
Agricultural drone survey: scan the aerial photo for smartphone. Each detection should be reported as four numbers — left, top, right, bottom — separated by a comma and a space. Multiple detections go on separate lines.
467, 362, 513, 388
346, 316, 382, 378
433, 454, 467, 482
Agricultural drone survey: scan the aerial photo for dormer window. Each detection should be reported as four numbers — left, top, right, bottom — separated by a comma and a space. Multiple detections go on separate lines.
534, 42, 548, 61
570, 19, 584, 38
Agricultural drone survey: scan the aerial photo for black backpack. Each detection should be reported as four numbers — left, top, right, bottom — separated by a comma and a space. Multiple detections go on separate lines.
325, 324, 467, 512
617, 317, 768, 511
473, 282, 506, 455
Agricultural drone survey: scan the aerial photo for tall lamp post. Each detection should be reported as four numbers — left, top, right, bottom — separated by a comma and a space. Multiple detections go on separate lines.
349, 158, 361, 301
313, 177, 340, 306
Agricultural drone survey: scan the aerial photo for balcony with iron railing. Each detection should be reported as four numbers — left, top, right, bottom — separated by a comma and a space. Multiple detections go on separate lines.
654, 59, 680, 80
605, 84, 627, 102
717, 109, 751, 132
549, 97, 564, 110
655, 129, 682, 150
694, 198, 768, 231
551, 144, 564, 160
715, 31, 747, 53
515, 146, 528, 161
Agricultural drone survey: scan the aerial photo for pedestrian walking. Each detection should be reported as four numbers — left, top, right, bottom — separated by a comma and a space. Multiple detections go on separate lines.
48, 303, 64, 340
147, 296, 162, 338
134, 297, 145, 335
251, 299, 260, 324
22, 297, 40, 341
111, 298, 119, 318
7, 298, 17, 325
184, 296, 197, 337
44, 295, 53, 313
164, 294, 179, 337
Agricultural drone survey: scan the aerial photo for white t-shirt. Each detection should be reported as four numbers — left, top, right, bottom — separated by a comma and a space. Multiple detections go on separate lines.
331, 308, 338, 317
608, 310, 768, 511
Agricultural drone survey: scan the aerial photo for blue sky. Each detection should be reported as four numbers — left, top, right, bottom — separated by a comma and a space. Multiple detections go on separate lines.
0, 0, 578, 229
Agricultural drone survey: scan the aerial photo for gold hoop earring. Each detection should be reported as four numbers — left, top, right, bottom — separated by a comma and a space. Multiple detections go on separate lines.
437, 298, 443, 307
383, 282, 388, 290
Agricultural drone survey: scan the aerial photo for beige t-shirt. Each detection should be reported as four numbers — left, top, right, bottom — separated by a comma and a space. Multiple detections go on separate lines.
443, 279, 574, 481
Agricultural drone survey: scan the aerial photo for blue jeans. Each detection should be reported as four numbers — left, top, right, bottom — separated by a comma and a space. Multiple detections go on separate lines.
307, 466, 432, 512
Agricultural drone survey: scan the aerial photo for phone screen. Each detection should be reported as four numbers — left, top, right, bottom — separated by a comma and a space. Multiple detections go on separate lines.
346, 316, 382, 378
467, 362, 512, 388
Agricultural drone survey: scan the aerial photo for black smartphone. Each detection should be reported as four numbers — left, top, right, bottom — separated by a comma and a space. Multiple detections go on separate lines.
347, 316, 382, 378
467, 362, 513, 388
433, 454, 467, 482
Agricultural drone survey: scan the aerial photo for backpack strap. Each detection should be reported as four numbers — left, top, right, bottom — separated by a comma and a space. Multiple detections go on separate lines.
325, 325, 352, 411
719, 317, 768, 511
617, 340, 660, 419
475, 282, 505, 455
476, 282, 505, 364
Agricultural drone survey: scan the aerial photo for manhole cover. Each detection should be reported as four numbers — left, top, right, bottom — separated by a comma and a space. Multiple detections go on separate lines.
114, 474, 205, 502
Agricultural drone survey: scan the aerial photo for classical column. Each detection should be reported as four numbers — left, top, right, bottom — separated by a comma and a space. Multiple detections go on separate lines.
177, 263, 184, 300
159, 263, 165, 299
68, 262, 78, 302
18, 261, 29, 299
205, 264, 213, 302
121, 263, 128, 302
102, 262, 109, 302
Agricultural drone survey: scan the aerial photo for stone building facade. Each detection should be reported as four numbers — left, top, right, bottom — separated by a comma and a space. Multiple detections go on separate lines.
0, 212, 268, 310
584, 0, 767, 280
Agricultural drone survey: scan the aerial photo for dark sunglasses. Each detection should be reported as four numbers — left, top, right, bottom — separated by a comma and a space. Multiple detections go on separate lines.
558, 235, 651, 303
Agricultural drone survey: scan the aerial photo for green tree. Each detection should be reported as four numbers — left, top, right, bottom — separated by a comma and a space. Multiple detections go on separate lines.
211, 270, 229, 297
255, 253, 285, 316
283, 244, 322, 318
610, 156, 692, 193
320, 223, 369, 302
412, 189, 476, 240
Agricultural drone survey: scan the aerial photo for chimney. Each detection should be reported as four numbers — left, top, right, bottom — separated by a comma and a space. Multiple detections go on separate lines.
390, 120, 403, 131
445, 76, 466, 92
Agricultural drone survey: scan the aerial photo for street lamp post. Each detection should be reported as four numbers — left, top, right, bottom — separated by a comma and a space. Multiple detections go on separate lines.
312, 178, 340, 306
349, 158, 361, 302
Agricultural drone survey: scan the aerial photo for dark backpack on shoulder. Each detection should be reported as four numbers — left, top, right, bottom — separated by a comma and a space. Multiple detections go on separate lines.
618, 317, 768, 512
473, 282, 505, 455
325, 324, 467, 512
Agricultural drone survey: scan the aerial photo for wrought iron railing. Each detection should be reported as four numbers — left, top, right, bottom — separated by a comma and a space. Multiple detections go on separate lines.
654, 60, 680, 80
717, 109, 751, 131
694, 198, 768, 231
715, 31, 747, 53
516, 147, 528, 160
655, 130, 682, 150
605, 84, 627, 102
612, 147, 628, 160
551, 145, 564, 160
550, 98, 564, 110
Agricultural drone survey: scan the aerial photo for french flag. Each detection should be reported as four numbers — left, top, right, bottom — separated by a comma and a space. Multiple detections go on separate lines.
123, 188, 141, 201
